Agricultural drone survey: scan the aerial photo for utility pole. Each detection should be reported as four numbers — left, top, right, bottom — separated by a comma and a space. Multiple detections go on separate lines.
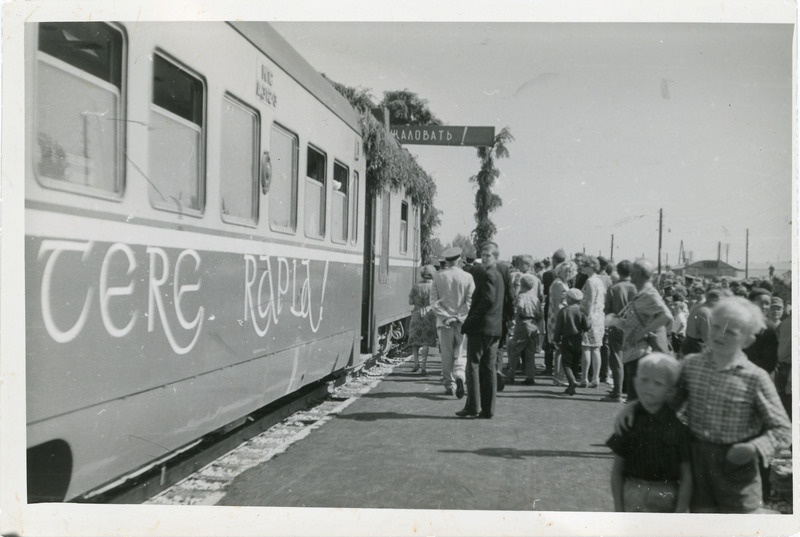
610, 234, 614, 262
657, 208, 663, 275
745, 228, 749, 278
717, 241, 722, 276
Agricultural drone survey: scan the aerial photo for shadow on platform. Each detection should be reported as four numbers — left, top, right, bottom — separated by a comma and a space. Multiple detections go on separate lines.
384, 376, 443, 382
334, 411, 453, 421
361, 391, 455, 401
439, 447, 614, 460
499, 390, 611, 401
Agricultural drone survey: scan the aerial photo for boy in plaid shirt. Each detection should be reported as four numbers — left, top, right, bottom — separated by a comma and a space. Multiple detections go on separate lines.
616, 297, 791, 513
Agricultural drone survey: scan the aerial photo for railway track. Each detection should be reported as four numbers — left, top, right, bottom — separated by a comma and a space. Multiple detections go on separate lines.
82, 349, 410, 505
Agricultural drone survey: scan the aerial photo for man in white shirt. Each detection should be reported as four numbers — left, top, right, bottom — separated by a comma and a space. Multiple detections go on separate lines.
431, 247, 475, 398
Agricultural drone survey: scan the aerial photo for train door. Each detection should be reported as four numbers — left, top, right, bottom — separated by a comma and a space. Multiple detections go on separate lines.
413, 205, 421, 277
360, 191, 377, 353
379, 194, 391, 283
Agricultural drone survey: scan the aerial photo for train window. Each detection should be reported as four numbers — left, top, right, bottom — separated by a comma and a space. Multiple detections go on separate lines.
331, 161, 349, 244
34, 22, 125, 195
349, 171, 359, 245
149, 53, 205, 215
269, 124, 298, 232
220, 95, 259, 226
400, 201, 409, 255
304, 145, 326, 239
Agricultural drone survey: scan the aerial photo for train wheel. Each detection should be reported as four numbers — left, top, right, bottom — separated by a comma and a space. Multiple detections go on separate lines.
390, 320, 405, 343
27, 439, 72, 502
376, 320, 407, 359
376, 325, 392, 356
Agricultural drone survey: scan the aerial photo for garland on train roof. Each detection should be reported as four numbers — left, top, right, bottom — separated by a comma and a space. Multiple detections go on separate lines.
325, 77, 442, 263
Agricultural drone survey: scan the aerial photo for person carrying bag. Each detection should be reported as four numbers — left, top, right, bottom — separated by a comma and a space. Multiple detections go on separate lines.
605, 259, 673, 400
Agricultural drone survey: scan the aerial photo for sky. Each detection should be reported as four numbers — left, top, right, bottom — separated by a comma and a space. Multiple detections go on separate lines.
271, 20, 794, 268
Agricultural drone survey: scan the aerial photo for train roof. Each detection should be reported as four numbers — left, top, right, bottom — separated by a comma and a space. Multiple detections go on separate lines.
229, 22, 361, 135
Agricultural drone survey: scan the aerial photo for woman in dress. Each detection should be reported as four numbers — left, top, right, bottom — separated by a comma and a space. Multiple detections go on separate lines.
407, 264, 438, 375
547, 260, 578, 386
578, 255, 606, 387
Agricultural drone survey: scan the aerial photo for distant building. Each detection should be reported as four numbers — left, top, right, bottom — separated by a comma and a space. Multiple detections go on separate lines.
674, 259, 739, 279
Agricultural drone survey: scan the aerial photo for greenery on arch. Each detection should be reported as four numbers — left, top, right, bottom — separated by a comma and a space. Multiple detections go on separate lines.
381, 89, 443, 127
470, 126, 514, 251
325, 78, 442, 263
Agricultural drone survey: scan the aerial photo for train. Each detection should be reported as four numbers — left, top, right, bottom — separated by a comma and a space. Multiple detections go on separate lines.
25, 21, 421, 502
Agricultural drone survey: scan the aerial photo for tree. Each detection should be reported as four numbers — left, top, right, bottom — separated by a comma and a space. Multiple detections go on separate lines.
380, 89, 443, 126
426, 237, 444, 265
419, 204, 442, 265
447, 233, 476, 259
469, 127, 514, 251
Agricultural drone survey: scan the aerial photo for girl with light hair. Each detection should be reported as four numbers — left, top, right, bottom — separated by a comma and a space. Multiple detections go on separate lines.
407, 264, 438, 374
579, 255, 607, 388
546, 260, 578, 385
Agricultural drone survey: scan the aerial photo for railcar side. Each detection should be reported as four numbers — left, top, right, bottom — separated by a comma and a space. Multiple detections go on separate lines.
26, 21, 366, 501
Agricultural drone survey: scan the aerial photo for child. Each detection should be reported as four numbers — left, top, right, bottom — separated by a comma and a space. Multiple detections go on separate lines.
616, 297, 791, 513
606, 353, 692, 512
682, 288, 722, 355
504, 274, 543, 385
553, 288, 591, 395
669, 292, 688, 358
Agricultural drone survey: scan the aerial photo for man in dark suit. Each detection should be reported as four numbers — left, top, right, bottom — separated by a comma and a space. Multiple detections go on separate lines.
458, 241, 505, 419
573, 252, 589, 290
494, 257, 515, 390
541, 249, 566, 375
462, 252, 477, 274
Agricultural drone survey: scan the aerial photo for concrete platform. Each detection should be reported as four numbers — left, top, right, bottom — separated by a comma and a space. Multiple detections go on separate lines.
219, 353, 621, 512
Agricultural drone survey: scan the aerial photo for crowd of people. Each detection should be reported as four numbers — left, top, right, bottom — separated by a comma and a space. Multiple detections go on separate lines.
405, 243, 793, 514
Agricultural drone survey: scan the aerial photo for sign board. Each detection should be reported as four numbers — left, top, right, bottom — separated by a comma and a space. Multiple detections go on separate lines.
256, 62, 278, 108
390, 126, 495, 147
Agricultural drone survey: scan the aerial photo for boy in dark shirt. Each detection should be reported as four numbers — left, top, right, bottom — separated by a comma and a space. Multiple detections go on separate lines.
606, 352, 692, 512
553, 288, 590, 395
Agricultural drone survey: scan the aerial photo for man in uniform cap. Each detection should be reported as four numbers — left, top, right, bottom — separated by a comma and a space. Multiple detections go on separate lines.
442, 246, 461, 262
767, 297, 784, 328
431, 246, 475, 398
